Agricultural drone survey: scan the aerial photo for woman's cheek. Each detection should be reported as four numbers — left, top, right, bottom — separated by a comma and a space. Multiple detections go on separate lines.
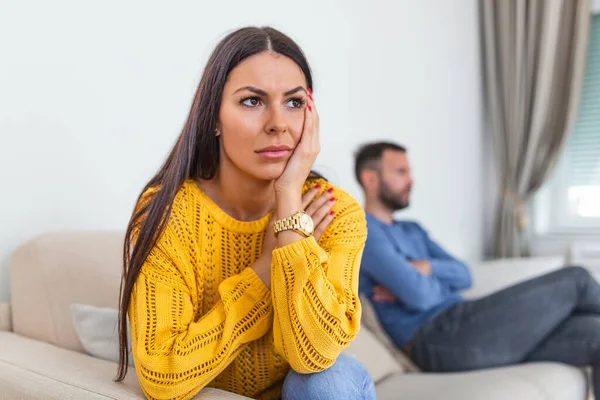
288, 113, 305, 141
233, 131, 258, 166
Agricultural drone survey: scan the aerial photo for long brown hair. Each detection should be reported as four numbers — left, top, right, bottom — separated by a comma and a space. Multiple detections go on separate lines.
115, 27, 316, 381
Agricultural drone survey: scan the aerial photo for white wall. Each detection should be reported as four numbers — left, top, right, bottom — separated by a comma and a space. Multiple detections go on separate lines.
342, 1, 484, 265
0, 0, 483, 301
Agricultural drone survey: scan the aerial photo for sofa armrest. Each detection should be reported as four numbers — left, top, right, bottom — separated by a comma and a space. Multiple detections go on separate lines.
0, 302, 11, 331
463, 256, 565, 300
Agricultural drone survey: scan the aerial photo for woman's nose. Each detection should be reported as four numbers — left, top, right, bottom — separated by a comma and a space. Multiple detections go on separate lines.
265, 108, 288, 134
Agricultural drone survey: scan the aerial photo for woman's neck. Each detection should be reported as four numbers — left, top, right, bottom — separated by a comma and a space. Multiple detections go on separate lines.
199, 166, 276, 223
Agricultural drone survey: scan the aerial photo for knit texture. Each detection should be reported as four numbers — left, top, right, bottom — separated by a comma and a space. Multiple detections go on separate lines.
128, 179, 367, 400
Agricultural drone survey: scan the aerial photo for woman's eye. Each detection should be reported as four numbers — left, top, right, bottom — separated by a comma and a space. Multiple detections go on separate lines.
287, 98, 305, 109
241, 97, 261, 107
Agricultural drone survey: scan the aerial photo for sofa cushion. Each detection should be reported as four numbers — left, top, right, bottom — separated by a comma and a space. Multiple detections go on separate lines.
10, 232, 125, 351
464, 256, 565, 300
70, 303, 134, 366
0, 331, 249, 399
343, 326, 402, 383
375, 363, 587, 400
359, 295, 420, 372
0, 361, 109, 400
0, 331, 144, 399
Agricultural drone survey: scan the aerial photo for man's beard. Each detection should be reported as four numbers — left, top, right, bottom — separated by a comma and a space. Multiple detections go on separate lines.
378, 182, 410, 212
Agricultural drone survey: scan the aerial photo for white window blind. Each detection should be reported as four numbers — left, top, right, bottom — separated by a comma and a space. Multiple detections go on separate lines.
568, 15, 600, 188
533, 13, 600, 232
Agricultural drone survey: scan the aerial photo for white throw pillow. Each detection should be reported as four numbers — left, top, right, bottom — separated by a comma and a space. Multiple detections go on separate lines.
343, 326, 403, 383
70, 303, 134, 367
359, 295, 420, 372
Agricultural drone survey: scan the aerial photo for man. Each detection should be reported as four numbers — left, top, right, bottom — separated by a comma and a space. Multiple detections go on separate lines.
355, 141, 600, 398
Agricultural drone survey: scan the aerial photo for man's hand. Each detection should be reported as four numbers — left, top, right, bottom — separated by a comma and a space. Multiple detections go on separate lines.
371, 261, 431, 303
410, 260, 432, 276
372, 285, 396, 303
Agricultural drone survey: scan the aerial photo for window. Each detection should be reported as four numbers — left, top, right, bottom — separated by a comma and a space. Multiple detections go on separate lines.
535, 13, 600, 234
567, 13, 600, 219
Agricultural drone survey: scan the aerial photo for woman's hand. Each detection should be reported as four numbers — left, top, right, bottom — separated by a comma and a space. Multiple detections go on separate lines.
253, 184, 336, 289
302, 185, 336, 241
273, 90, 319, 209
262, 186, 336, 256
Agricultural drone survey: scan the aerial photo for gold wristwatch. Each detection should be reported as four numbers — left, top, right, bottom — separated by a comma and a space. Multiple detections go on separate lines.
273, 211, 314, 237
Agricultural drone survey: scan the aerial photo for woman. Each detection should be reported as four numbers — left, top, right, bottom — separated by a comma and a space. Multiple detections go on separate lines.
115, 27, 375, 400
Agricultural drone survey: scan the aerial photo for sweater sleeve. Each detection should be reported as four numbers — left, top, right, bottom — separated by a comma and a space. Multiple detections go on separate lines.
417, 224, 473, 290
128, 193, 273, 400
270, 189, 367, 373
361, 238, 449, 312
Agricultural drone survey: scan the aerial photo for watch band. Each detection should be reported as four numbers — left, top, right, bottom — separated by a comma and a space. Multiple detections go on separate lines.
273, 213, 302, 235
273, 211, 312, 237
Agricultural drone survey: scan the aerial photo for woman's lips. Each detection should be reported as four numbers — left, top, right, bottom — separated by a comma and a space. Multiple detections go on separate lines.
255, 145, 292, 160
256, 149, 292, 159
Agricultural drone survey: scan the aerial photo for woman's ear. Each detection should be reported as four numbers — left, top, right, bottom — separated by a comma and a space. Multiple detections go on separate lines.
215, 122, 222, 137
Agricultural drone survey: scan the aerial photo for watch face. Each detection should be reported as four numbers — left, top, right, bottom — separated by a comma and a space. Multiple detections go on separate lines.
300, 213, 314, 234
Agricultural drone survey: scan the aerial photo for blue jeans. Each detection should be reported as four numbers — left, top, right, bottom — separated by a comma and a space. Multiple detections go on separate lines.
281, 353, 376, 400
409, 266, 600, 398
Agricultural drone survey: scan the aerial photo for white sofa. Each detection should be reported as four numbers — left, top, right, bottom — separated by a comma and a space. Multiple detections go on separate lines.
0, 232, 590, 399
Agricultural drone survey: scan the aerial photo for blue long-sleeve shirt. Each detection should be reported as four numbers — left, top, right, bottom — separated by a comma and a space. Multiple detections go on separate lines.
359, 213, 472, 347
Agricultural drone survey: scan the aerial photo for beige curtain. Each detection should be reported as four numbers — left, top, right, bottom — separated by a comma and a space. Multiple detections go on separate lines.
482, 0, 592, 258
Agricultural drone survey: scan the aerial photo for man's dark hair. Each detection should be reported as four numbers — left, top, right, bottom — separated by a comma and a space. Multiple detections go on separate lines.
354, 142, 407, 187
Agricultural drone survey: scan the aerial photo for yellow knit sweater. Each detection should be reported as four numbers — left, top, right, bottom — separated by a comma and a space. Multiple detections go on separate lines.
128, 179, 367, 400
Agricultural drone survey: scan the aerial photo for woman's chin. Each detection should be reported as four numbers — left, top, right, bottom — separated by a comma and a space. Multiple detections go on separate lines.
249, 163, 286, 182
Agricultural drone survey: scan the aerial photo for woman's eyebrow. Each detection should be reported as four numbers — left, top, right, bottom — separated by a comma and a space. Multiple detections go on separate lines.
283, 86, 306, 96
233, 86, 307, 97
233, 86, 268, 96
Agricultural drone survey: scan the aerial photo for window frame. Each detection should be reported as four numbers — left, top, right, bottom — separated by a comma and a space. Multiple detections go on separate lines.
534, 7, 600, 237
536, 153, 600, 235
